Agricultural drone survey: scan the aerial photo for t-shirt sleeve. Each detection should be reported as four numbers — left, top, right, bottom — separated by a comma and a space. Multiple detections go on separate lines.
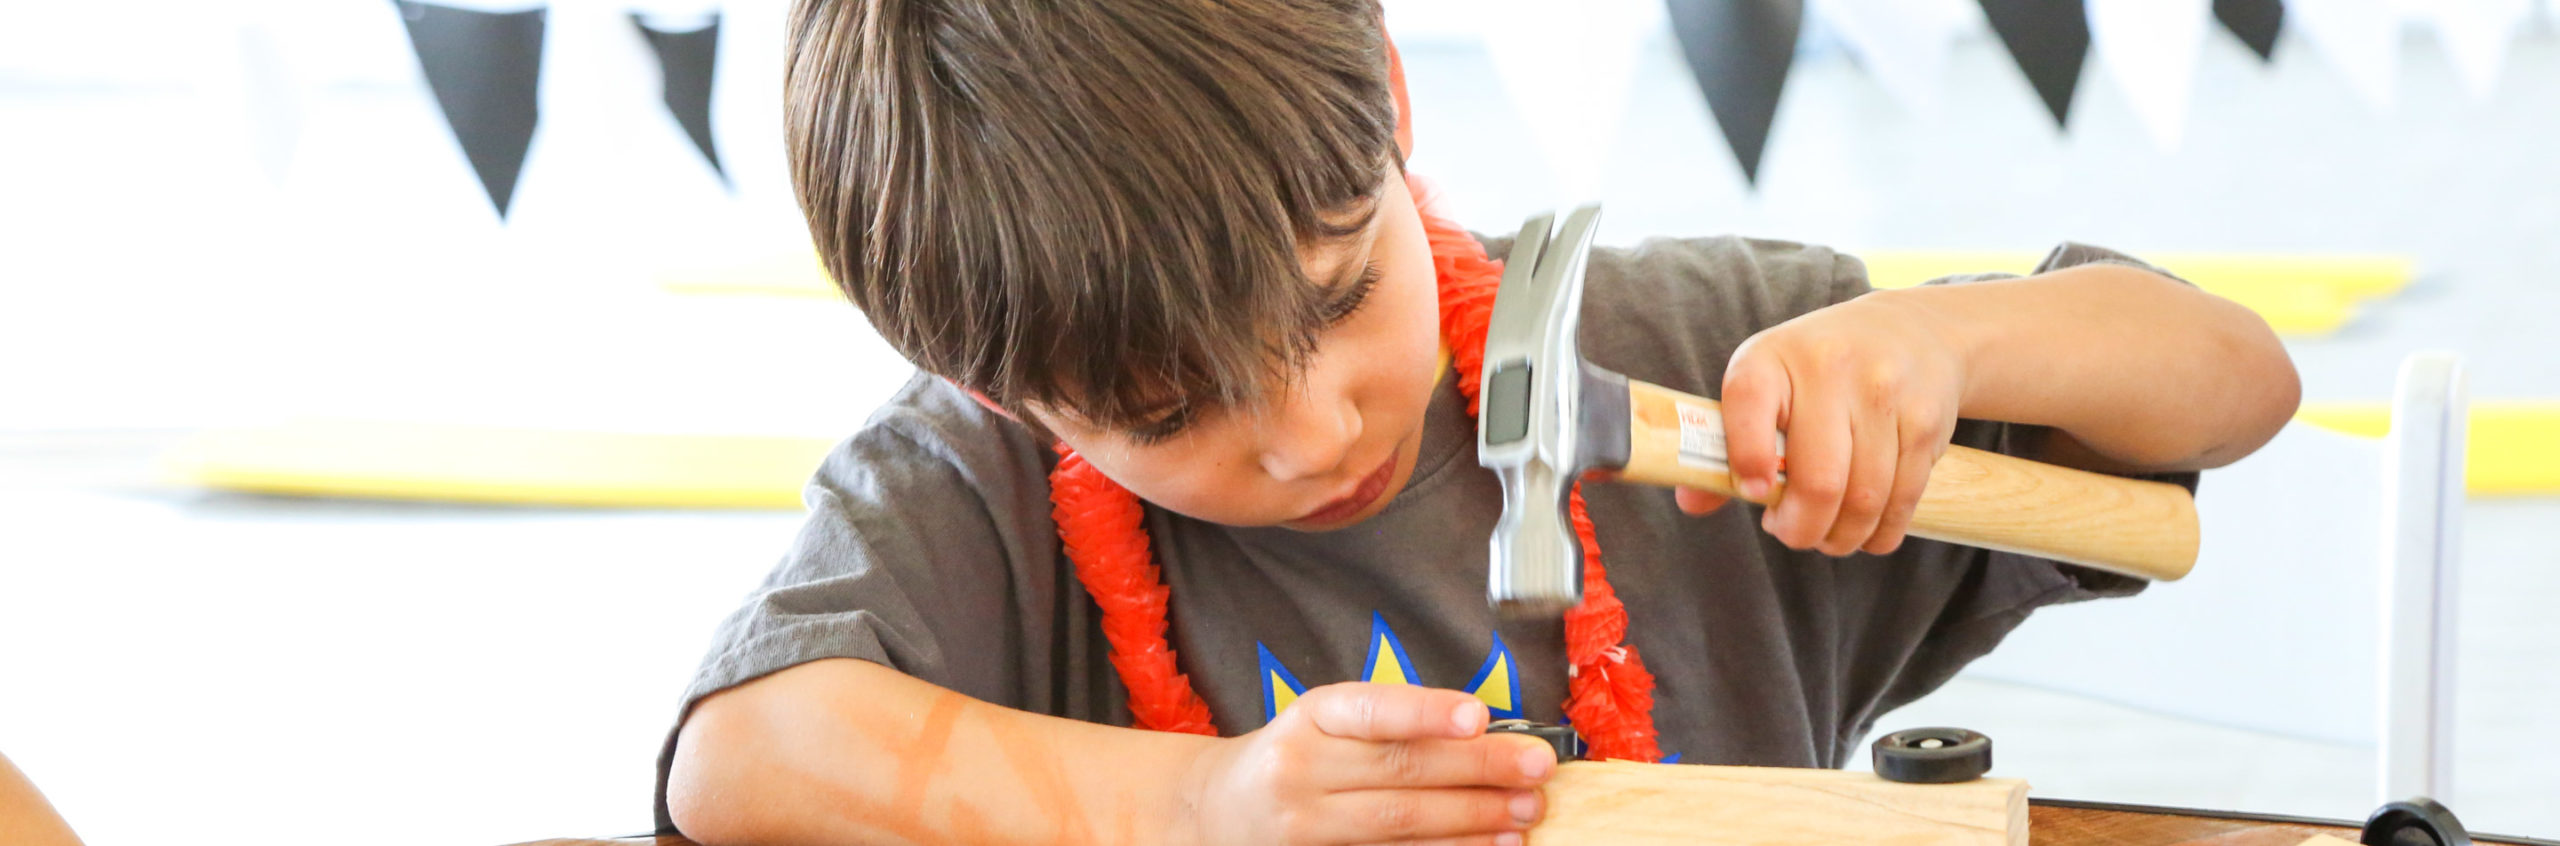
1851, 243, 2204, 724
1921, 239, 2207, 515
1567, 234, 1872, 397
682, 425, 1028, 703
650, 375, 1092, 831
1913, 241, 2205, 591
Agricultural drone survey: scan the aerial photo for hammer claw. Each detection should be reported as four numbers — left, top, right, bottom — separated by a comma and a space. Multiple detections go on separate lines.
1479, 206, 1610, 617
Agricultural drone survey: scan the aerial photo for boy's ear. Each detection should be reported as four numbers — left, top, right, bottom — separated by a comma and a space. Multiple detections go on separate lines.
941, 376, 1068, 446
1386, 30, 1412, 159
945, 376, 1020, 422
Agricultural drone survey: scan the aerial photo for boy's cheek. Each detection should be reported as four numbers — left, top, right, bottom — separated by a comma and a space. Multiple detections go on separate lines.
1079, 448, 1298, 527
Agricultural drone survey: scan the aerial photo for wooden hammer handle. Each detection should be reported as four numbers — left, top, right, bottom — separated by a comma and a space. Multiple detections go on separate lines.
1616, 379, 2199, 581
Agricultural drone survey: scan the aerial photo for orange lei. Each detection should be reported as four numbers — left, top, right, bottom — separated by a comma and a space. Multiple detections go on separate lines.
1046, 176, 1661, 761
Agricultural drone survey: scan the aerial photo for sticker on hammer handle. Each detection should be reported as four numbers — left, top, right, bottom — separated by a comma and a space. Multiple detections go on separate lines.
1675, 401, 1729, 471
1674, 400, 1785, 476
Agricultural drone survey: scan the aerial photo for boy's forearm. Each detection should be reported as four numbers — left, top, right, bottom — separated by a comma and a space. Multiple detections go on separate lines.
1, 753, 84, 846
1888, 263, 2299, 471
667, 658, 1220, 846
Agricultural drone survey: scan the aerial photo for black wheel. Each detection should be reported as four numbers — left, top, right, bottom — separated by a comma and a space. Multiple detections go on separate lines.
1872, 727, 1993, 784
2361, 797, 2472, 846
1485, 719, 1581, 763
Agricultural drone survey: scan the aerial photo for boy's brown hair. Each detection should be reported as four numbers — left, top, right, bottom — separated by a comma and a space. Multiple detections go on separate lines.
784, 0, 1400, 433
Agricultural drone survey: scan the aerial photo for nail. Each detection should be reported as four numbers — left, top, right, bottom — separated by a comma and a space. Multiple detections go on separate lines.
1509, 791, 1541, 825
1496, 833, 1524, 846
1739, 477, 1768, 501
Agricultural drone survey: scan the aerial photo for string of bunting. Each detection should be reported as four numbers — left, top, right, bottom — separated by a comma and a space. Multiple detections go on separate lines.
362, 1, 2547, 211
391, 1, 725, 218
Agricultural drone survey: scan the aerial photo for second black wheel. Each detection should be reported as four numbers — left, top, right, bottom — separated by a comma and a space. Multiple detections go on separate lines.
1872, 727, 1993, 784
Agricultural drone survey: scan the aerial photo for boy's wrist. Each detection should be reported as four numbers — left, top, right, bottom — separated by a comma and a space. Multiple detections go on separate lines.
1865, 285, 1988, 412
1162, 732, 1229, 846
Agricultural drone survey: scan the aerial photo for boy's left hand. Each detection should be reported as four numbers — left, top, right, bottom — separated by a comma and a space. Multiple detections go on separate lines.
1676, 291, 1966, 557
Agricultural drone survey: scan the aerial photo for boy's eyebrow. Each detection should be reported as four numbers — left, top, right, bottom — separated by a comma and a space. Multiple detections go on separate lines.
1120, 211, 1384, 444
1309, 204, 1385, 294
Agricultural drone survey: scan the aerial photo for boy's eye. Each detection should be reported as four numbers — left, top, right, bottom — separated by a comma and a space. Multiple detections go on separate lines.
1127, 404, 1199, 446
1124, 259, 1379, 447
1320, 261, 1385, 327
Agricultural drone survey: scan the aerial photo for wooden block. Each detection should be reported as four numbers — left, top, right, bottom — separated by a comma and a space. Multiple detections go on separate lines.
1530, 760, 2027, 845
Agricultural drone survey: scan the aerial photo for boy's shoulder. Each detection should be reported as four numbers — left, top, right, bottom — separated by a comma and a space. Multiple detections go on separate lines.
1469, 230, 1870, 392
1474, 230, 1868, 319
806, 371, 1051, 506
1476, 229, 1860, 284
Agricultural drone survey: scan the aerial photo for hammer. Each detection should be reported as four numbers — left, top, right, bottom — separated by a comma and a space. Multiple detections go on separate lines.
1477, 206, 2201, 616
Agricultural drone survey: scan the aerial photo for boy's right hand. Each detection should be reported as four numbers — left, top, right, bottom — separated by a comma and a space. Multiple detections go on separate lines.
1179, 682, 1557, 846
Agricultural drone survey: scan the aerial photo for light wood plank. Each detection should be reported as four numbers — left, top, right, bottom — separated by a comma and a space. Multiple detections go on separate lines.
1531, 760, 2027, 845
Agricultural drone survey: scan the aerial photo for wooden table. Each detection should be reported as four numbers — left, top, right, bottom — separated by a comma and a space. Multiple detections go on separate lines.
509, 798, 2560, 845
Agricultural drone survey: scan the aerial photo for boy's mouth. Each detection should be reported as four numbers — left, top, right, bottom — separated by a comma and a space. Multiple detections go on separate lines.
1296, 451, 1399, 526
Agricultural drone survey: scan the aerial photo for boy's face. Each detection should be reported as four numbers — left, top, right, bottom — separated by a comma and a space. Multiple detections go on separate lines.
1031, 175, 1444, 531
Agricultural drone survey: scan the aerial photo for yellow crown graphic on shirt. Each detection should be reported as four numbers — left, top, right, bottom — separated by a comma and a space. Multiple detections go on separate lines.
1255, 611, 1519, 723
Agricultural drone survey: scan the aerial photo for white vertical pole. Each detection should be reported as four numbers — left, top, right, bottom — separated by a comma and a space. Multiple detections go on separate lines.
2378, 352, 2464, 804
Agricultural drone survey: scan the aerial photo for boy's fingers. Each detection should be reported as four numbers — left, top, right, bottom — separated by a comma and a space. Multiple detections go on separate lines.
1873, 423, 1945, 556
1820, 401, 1897, 556
1717, 353, 1789, 501
1302, 683, 1489, 741
1316, 733, 1556, 791
1368, 837, 1520, 846
1765, 384, 1848, 550
1674, 487, 1730, 515
1304, 787, 1538, 844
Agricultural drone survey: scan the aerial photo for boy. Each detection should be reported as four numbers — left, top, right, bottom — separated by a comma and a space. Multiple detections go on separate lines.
660, 1, 2299, 843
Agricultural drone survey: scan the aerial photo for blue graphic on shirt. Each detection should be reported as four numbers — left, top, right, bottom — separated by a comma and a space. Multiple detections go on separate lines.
1252, 613, 1686, 763
1459, 631, 1523, 722
1255, 642, 1310, 719
1256, 612, 1521, 723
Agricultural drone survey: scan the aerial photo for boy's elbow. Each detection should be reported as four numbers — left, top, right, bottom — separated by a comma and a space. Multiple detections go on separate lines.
2198, 296, 2302, 469
666, 694, 775, 846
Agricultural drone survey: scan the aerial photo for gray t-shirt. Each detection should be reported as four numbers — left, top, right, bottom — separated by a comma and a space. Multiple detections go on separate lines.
652, 236, 2195, 830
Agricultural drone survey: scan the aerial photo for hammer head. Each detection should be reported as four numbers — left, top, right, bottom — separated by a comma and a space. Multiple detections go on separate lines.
1477, 206, 1630, 618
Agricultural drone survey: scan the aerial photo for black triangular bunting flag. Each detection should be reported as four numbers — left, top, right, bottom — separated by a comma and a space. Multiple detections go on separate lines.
1664, 0, 1804, 186
632, 13, 726, 185
2214, 0, 2284, 62
1979, 0, 2089, 128
396, 1, 544, 218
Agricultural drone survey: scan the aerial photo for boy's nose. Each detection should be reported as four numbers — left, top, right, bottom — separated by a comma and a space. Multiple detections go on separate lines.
1256, 386, 1362, 483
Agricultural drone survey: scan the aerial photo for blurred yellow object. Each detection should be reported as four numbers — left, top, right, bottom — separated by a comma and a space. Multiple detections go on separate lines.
663, 250, 2416, 338
659, 251, 840, 300
1859, 252, 2413, 338
161, 402, 2556, 508
2296, 401, 2560, 496
166, 420, 835, 509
